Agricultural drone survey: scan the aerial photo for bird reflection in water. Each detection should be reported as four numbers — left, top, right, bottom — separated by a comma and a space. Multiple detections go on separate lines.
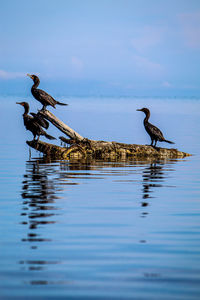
19, 159, 62, 279
20, 159, 61, 246
140, 160, 174, 217
139, 160, 176, 246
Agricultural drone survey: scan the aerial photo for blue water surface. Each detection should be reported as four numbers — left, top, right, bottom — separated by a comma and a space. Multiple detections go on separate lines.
0, 96, 200, 299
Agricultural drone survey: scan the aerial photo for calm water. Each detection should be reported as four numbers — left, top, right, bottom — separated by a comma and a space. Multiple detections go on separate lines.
0, 97, 200, 299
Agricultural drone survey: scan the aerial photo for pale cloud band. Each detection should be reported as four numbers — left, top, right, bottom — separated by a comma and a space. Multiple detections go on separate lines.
0, 70, 25, 79
179, 12, 200, 49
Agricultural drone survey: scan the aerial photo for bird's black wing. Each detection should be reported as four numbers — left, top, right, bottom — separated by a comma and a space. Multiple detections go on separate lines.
23, 114, 42, 136
33, 88, 57, 107
23, 115, 34, 130
30, 112, 49, 129
146, 122, 165, 141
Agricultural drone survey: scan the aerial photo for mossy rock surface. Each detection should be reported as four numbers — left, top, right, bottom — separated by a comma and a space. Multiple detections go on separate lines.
27, 110, 191, 160
27, 140, 191, 160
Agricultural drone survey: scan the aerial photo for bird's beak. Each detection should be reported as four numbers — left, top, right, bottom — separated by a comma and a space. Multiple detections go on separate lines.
27, 74, 32, 78
136, 109, 141, 111
16, 102, 23, 106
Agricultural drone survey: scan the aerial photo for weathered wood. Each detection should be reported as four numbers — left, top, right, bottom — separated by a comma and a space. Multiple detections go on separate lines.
39, 110, 84, 141
26, 109, 191, 160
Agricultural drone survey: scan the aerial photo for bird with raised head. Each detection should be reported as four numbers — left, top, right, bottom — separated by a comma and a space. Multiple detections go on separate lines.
137, 107, 174, 147
27, 74, 68, 110
16, 102, 56, 141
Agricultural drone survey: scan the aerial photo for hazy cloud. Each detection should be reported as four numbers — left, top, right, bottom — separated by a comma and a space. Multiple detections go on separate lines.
0, 70, 25, 79
130, 26, 164, 53
70, 56, 84, 74
179, 12, 200, 49
132, 54, 163, 75
162, 81, 172, 88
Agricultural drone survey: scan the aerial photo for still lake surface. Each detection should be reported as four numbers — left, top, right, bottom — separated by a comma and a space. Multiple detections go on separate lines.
0, 96, 200, 299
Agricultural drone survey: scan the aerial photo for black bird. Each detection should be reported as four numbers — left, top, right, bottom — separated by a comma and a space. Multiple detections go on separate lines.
16, 102, 56, 141
30, 112, 49, 129
27, 74, 68, 110
137, 108, 174, 147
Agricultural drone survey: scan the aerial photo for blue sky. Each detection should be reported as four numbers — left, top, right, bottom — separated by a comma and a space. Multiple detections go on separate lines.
0, 0, 200, 96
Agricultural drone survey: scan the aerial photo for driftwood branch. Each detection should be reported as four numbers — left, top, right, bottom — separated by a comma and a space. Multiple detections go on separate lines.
39, 110, 84, 141
27, 110, 191, 160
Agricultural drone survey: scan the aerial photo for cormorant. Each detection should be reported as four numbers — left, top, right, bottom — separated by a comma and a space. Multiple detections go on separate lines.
16, 102, 56, 141
27, 74, 68, 110
30, 112, 49, 129
137, 108, 174, 146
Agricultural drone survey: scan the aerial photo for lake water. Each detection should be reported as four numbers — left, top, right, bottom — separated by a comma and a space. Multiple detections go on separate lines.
0, 96, 200, 299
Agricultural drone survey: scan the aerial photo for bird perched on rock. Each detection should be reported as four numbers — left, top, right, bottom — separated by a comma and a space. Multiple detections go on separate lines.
137, 107, 174, 147
27, 74, 68, 110
16, 102, 56, 141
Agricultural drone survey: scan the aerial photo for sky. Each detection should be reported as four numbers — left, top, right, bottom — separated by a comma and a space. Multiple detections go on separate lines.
0, 0, 200, 96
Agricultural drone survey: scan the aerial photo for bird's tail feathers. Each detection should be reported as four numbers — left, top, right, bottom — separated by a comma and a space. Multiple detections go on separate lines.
56, 101, 68, 106
44, 133, 56, 140
164, 139, 175, 144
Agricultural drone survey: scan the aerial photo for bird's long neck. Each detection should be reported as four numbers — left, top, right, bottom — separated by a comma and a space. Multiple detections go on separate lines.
32, 78, 40, 89
143, 111, 150, 125
23, 105, 29, 116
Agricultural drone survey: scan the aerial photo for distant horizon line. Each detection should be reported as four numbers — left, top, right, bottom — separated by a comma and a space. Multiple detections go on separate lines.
1, 92, 200, 100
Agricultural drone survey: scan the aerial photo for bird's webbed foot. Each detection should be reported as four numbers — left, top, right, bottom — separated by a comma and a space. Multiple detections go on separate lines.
150, 141, 154, 147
